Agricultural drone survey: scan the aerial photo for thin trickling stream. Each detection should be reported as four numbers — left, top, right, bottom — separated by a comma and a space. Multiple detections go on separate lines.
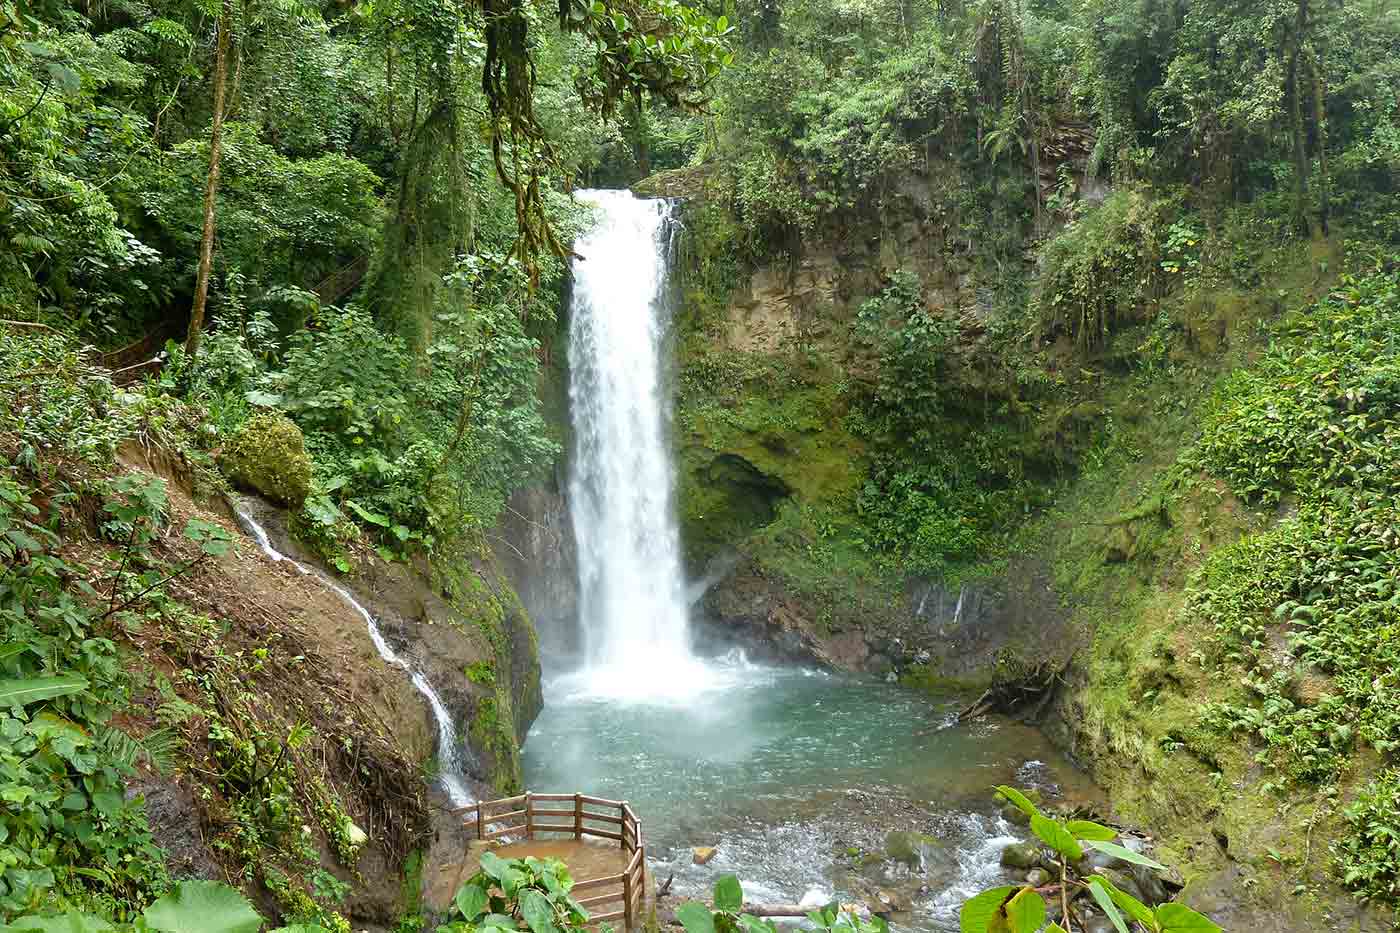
231, 504, 473, 808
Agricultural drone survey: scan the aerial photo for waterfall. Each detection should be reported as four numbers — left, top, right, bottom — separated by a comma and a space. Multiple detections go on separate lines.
230, 504, 474, 808
566, 189, 698, 694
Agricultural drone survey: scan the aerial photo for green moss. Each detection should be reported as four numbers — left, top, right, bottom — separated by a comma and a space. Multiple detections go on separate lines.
469, 694, 522, 793
427, 551, 541, 791
898, 662, 990, 694
465, 660, 496, 686
393, 850, 426, 933
219, 412, 313, 506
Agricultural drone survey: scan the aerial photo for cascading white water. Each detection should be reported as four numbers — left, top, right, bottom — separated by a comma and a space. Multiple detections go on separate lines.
231, 504, 473, 808
566, 189, 699, 696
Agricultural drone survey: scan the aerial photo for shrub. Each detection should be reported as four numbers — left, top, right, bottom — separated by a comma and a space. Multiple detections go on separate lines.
219, 412, 314, 507
1033, 189, 1174, 347
1336, 770, 1400, 904
438, 853, 587, 933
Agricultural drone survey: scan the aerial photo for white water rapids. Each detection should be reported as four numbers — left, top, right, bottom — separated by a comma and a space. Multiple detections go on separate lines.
231, 505, 473, 808
565, 189, 712, 698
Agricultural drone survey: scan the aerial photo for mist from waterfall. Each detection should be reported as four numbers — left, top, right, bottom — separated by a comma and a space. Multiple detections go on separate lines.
565, 189, 700, 698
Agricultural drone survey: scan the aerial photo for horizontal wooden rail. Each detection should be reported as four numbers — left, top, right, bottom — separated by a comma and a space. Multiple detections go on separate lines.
464, 792, 646, 929
576, 891, 625, 908
572, 873, 627, 894
577, 794, 625, 807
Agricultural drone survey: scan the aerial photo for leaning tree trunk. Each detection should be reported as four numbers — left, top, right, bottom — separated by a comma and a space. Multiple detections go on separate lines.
184, 0, 232, 363
1312, 51, 1330, 235
1285, 0, 1312, 237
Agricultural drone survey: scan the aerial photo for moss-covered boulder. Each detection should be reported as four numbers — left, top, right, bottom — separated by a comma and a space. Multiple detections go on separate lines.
220, 413, 313, 507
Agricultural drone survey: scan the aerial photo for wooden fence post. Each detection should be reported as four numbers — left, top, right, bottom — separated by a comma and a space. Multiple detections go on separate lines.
524, 791, 533, 840
620, 801, 628, 850
622, 858, 633, 930
574, 793, 583, 841
476, 802, 484, 840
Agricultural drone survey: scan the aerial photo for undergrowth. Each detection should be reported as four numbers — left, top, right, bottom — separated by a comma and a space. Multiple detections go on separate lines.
1178, 262, 1400, 904
0, 329, 429, 926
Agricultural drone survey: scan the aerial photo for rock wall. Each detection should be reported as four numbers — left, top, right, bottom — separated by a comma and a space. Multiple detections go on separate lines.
494, 475, 580, 662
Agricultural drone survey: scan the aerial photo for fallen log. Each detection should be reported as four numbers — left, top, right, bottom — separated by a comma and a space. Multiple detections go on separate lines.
660, 904, 811, 926
741, 904, 810, 918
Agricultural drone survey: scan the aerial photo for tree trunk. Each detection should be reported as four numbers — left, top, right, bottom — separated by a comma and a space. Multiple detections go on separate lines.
1312, 51, 1330, 235
629, 95, 651, 178
184, 0, 232, 363
1285, 0, 1311, 236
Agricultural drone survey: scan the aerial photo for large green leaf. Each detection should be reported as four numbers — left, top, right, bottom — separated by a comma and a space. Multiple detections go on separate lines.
1155, 902, 1223, 932
519, 888, 561, 933
1084, 839, 1167, 871
676, 902, 717, 933
142, 880, 263, 933
714, 874, 743, 912
478, 850, 509, 882
959, 885, 1016, 933
1093, 875, 1155, 926
454, 879, 489, 920
994, 786, 1041, 819
1066, 820, 1118, 842
1003, 887, 1045, 933
1030, 814, 1083, 862
0, 675, 88, 707
1086, 878, 1131, 933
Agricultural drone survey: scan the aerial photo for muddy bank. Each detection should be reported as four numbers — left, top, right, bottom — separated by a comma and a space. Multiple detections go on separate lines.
110, 444, 542, 928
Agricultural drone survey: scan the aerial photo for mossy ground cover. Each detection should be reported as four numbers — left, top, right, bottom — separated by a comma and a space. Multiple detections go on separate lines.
981, 248, 1400, 923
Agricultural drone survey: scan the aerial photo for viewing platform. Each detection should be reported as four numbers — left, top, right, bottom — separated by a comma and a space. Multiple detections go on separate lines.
444, 793, 649, 930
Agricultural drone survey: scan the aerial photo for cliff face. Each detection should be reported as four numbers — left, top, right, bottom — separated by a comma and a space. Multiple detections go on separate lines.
650, 165, 1391, 930
659, 166, 1088, 687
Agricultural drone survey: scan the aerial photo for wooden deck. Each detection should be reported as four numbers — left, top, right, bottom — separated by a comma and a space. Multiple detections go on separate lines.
430, 792, 650, 929
431, 838, 649, 923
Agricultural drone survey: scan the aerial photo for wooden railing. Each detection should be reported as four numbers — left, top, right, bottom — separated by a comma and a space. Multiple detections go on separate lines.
466, 792, 646, 929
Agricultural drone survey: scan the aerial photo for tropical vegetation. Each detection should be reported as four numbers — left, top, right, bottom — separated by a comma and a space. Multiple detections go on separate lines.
2, 0, 1399, 926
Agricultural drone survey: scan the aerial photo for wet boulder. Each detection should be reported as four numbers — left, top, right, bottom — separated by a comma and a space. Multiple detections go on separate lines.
219, 413, 312, 507
885, 830, 941, 869
1000, 841, 1042, 870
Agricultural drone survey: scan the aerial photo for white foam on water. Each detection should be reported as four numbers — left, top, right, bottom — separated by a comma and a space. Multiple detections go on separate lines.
924, 812, 1021, 926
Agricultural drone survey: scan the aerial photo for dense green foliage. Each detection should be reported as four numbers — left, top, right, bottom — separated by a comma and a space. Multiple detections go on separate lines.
438, 853, 586, 933
0, 336, 195, 919
0, 334, 428, 929
0, 878, 305, 932
959, 788, 1219, 933
1176, 266, 1400, 901
0, 0, 732, 560
663, 0, 1398, 590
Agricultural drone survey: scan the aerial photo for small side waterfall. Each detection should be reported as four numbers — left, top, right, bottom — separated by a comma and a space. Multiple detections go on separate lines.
231, 505, 473, 808
566, 189, 697, 693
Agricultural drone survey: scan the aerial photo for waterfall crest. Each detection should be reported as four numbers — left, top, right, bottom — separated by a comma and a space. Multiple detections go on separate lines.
566, 189, 698, 695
